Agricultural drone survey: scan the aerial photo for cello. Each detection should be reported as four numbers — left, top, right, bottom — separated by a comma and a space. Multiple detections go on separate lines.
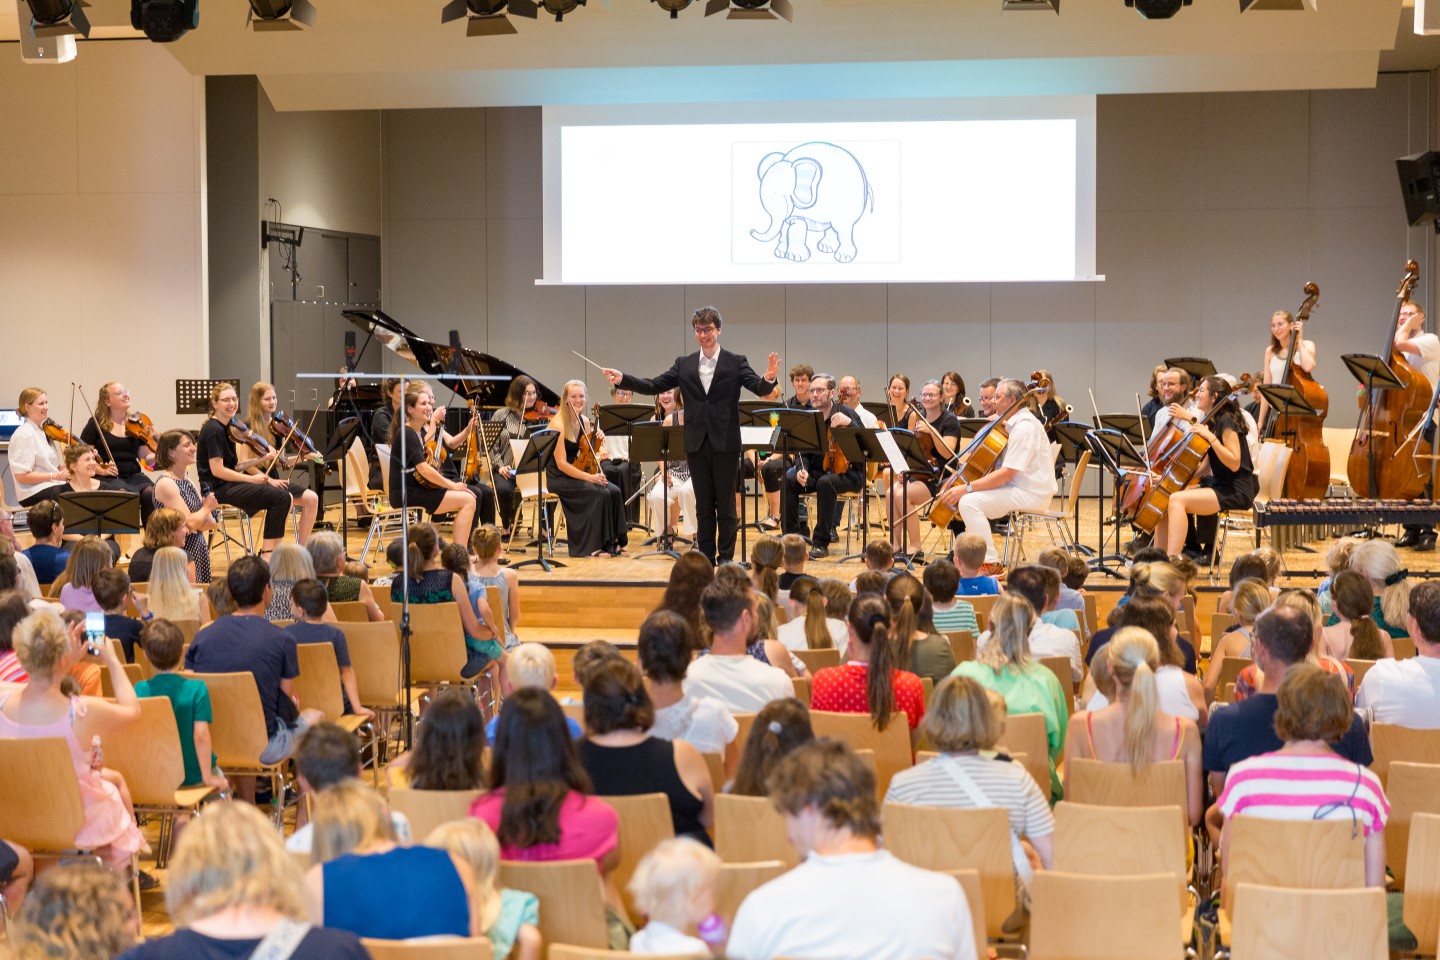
1261, 283, 1330, 499
1347, 260, 1430, 500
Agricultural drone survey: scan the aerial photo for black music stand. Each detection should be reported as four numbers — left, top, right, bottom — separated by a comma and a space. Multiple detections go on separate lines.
832, 427, 881, 564
1257, 384, 1319, 420
324, 417, 365, 541
861, 401, 890, 424
1086, 428, 1148, 579
597, 403, 659, 535
956, 417, 991, 440
770, 409, 824, 545
509, 431, 565, 573
176, 379, 240, 416
630, 423, 689, 561
58, 491, 141, 537
1094, 414, 1147, 448
1164, 357, 1217, 381
878, 428, 936, 570
1051, 421, 1095, 556
1343, 353, 1405, 498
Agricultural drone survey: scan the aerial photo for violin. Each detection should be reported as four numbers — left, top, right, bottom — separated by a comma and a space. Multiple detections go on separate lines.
271, 412, 332, 474
416, 420, 453, 490
225, 418, 278, 461
821, 417, 850, 476
124, 411, 160, 454
1262, 283, 1329, 499
41, 419, 78, 447
524, 400, 560, 423
572, 403, 604, 476
927, 374, 1050, 529
906, 399, 944, 469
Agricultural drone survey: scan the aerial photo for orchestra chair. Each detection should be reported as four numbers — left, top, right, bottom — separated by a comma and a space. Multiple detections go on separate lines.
185, 670, 294, 826
1229, 884, 1386, 960
508, 438, 561, 556
714, 859, 789, 932
599, 793, 674, 924
943, 629, 975, 664
387, 787, 484, 844
809, 710, 912, 799
293, 641, 379, 783
331, 601, 370, 623
999, 711, 1051, 799
340, 620, 404, 755
1053, 801, 1193, 935
498, 859, 609, 949
1217, 817, 1365, 945
1209, 658, 1253, 704
362, 938, 494, 960
1038, 655, 1076, 710
793, 648, 839, 674
1321, 426, 1356, 498
714, 794, 798, 867
1006, 448, 1093, 562
881, 802, 1015, 940
790, 675, 812, 705
1403, 813, 1440, 958
366, 444, 426, 566
1370, 724, 1440, 788
1385, 763, 1440, 891
1030, 872, 1186, 960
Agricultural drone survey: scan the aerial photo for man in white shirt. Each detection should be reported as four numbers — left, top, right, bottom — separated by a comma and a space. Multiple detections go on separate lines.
836, 376, 879, 429
728, 739, 977, 960
935, 379, 1057, 571
683, 579, 793, 713
1356, 580, 1440, 727
1395, 300, 1440, 551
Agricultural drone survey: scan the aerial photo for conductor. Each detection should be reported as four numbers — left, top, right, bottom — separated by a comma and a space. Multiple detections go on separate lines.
604, 306, 779, 564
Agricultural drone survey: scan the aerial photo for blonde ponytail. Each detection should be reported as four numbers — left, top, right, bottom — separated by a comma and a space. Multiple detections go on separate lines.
1107, 626, 1160, 775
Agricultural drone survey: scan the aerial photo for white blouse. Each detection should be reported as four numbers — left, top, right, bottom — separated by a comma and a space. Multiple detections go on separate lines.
8, 420, 65, 502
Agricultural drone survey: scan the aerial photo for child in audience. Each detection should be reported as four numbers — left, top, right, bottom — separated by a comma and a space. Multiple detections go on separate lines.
853, 570, 888, 597
559, 639, 626, 709
59, 610, 103, 696
1317, 536, 1361, 617
58, 536, 112, 613
134, 619, 226, 790
628, 837, 724, 957
1033, 565, 1082, 632
287, 579, 373, 721
1217, 552, 1274, 616
777, 534, 807, 592
426, 819, 542, 960
923, 559, 977, 635
470, 525, 521, 650
487, 642, 584, 741
853, 540, 895, 585
201, 579, 235, 623
1063, 554, 1090, 594
93, 567, 148, 664
288, 723, 408, 852
370, 538, 407, 589
1037, 548, 1084, 614
729, 697, 814, 797
952, 533, 999, 595
342, 560, 371, 583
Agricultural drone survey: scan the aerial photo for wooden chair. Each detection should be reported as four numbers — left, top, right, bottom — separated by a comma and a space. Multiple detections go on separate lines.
1386, 762, 1440, 890
498, 859, 608, 949
185, 670, 292, 825
998, 711, 1051, 798
484, 584, 508, 646
1180, 594, 1201, 654
1221, 816, 1365, 917
881, 802, 1014, 939
1031, 872, 1184, 960
701, 752, 725, 791
387, 787, 485, 844
1053, 802, 1190, 921
943, 630, 975, 664
341, 620, 403, 751
404, 602, 471, 687
809, 710, 912, 798
1208, 612, 1236, 648
601, 793, 675, 923
331, 601, 370, 623
1210, 656, 1253, 703
790, 675, 812, 704
714, 793, 798, 867
1230, 884, 1386, 960
793, 648, 840, 673
714, 859, 789, 931
1065, 758, 1189, 827
1395, 635, 1418, 659
103, 696, 222, 867
1346, 658, 1376, 688
968, 594, 998, 630
1370, 723, 1440, 786
732, 712, 757, 753
1038, 655, 1075, 708
1083, 592, 1098, 636
293, 642, 378, 779
362, 938, 494, 960
1403, 812, 1440, 958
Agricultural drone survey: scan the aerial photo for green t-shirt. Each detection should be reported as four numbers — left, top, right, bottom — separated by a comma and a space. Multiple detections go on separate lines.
136, 672, 215, 787
951, 659, 1069, 801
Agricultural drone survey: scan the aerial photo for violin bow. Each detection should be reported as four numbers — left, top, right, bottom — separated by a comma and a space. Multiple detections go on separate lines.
281, 404, 328, 483
73, 382, 116, 467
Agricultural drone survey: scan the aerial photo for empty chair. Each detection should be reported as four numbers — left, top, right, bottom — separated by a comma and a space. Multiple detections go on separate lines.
1229, 884, 1386, 960
1029, 871, 1184, 960
1369, 723, 1440, 787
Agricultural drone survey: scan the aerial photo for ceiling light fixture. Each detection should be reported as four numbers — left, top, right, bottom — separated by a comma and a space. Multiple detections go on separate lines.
246, 0, 315, 30
538, 0, 584, 22
705, 0, 792, 22
441, 0, 537, 34
1001, 0, 1058, 11
654, 0, 693, 18
24, 0, 91, 38
1124, 0, 1189, 17
130, 0, 200, 42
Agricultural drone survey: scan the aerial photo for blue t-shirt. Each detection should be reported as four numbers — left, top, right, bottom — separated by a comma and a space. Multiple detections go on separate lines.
322, 846, 470, 940
1203, 693, 1373, 775
956, 576, 1000, 596
185, 615, 299, 736
487, 711, 583, 743
105, 613, 145, 664
23, 543, 70, 584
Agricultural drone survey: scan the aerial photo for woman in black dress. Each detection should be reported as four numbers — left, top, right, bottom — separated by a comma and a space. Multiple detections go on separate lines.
1150, 375, 1258, 556
388, 382, 479, 549
80, 381, 155, 522
546, 380, 626, 558
487, 376, 535, 538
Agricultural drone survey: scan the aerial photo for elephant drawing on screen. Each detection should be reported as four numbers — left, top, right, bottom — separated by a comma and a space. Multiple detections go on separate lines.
748, 142, 874, 263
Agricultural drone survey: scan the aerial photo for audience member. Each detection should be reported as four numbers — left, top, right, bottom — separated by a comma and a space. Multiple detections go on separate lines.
923, 559, 979, 635
861, 539, 896, 577
426, 819, 542, 960
729, 698, 814, 796
93, 567, 146, 664
853, 569, 888, 597
777, 576, 847, 653
307, 530, 384, 622
990, 565, 1081, 682
0, 590, 33, 682
749, 535, 783, 603
1, 836, 32, 919
57, 536, 111, 613
627, 837, 722, 957
287, 579, 372, 720
811, 595, 926, 749
289, 723, 408, 853
1319, 570, 1391, 661
685, 580, 792, 713
1087, 561, 1195, 671
639, 609, 737, 758
127, 508, 188, 585
1347, 539, 1412, 639
470, 524, 521, 650
135, 619, 226, 790
778, 534, 808, 593
20, 501, 68, 584
657, 551, 715, 643
1232, 589, 1355, 702
1205, 578, 1269, 700
10, 860, 137, 960
390, 687, 488, 791
1215, 553, 1272, 617
487, 642, 583, 742
952, 533, 999, 595
1316, 535, 1361, 618
1357, 579, 1440, 728
1081, 596, 1204, 724
392, 523, 496, 679
266, 542, 318, 622
148, 545, 200, 623
888, 571, 956, 685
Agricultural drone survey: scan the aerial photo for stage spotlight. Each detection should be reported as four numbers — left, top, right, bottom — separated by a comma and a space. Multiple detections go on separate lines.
24, 0, 91, 38
655, 0, 693, 18
1001, 0, 1058, 11
15, 0, 76, 62
246, 0, 315, 30
705, 0, 791, 21
441, 0, 536, 34
130, 0, 199, 41
539, 0, 583, 22
1124, 0, 1189, 17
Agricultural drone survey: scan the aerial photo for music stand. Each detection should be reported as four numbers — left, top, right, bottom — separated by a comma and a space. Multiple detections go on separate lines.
1343, 353, 1406, 498
176, 379, 240, 416
1085, 428, 1148, 579
737, 403, 781, 542
861, 401, 890, 424
956, 418, 992, 440
1256, 384, 1319, 419
1164, 357, 1217, 381
508, 431, 564, 573
1094, 414, 1147, 448
58, 491, 141, 537
597, 403, 659, 535
769, 409, 824, 544
876, 428, 936, 569
832, 427, 881, 564
1050, 421, 1095, 557
629, 423, 689, 561
324, 417, 365, 541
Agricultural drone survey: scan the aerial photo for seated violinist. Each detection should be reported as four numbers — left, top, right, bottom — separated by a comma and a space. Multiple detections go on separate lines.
545, 380, 627, 558
79, 382, 156, 521
198, 383, 319, 556
781, 374, 865, 560
9, 388, 70, 506
486, 375, 536, 538
886, 379, 960, 558
422, 394, 496, 530
388, 382, 481, 548
246, 383, 327, 472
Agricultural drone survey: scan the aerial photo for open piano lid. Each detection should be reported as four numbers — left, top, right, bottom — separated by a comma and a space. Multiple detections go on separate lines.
342, 309, 561, 408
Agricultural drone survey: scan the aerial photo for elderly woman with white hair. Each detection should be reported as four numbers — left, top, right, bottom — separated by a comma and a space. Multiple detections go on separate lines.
306, 530, 384, 621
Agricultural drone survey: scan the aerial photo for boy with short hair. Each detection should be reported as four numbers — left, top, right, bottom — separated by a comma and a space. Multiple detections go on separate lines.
862, 539, 895, 574
1032, 564, 1082, 632
284, 723, 411, 852
1063, 555, 1090, 593
1037, 548, 1085, 614
287, 579, 373, 721
952, 533, 1000, 596
778, 534, 808, 592
21, 502, 69, 584
485, 642, 584, 741
922, 559, 978, 635
135, 619, 227, 789
93, 567, 149, 664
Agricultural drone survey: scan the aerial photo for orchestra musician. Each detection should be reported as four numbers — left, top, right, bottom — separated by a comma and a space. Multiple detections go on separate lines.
1394, 299, 1440, 551
1148, 367, 1193, 434
546, 380, 627, 558
246, 382, 326, 470
757, 364, 814, 531
80, 382, 156, 519
934, 378, 1058, 574
1256, 310, 1317, 429
886, 379, 960, 557
151, 429, 219, 585
976, 378, 1001, 420
9, 388, 70, 506
1034, 369, 1068, 477
1148, 375, 1258, 557
646, 389, 696, 540
940, 371, 975, 418
603, 384, 643, 525
368, 377, 403, 490
388, 381, 481, 548
780, 373, 865, 560
878, 374, 915, 431
836, 377, 879, 428
1139, 364, 1169, 425
197, 382, 320, 555
62, 443, 126, 561
486, 375, 535, 538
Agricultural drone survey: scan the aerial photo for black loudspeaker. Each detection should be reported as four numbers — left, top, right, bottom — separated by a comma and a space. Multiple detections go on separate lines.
1397, 151, 1440, 230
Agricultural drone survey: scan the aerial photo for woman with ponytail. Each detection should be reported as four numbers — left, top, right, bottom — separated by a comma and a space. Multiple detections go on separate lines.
749, 535, 783, 603
1321, 570, 1392, 661
1347, 540, 1412, 639
1062, 627, 1202, 825
886, 572, 956, 686
729, 698, 813, 796
777, 576, 847, 654
810, 595, 926, 749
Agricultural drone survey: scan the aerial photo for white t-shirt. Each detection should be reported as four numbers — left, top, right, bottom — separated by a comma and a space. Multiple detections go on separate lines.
728, 849, 977, 960
1356, 655, 1440, 729
1025, 622, 1082, 682
683, 654, 794, 714
1083, 665, 1200, 723
777, 616, 849, 658
649, 693, 739, 756
1401, 331, 1440, 388
995, 409, 1057, 501
630, 921, 708, 957
7, 420, 65, 502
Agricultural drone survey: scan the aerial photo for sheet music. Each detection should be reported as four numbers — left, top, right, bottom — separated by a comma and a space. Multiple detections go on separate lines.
741, 425, 775, 447
876, 430, 910, 474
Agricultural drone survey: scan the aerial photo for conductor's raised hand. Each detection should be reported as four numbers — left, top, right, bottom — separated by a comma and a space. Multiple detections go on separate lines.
603, 368, 623, 385
765, 352, 781, 382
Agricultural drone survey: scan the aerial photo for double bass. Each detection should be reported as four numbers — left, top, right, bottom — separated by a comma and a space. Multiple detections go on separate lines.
1347, 261, 1430, 500
1261, 283, 1329, 499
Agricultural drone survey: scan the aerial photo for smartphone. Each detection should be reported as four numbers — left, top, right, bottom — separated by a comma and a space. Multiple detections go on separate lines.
83, 610, 106, 656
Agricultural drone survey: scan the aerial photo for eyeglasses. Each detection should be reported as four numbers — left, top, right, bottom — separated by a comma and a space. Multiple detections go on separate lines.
692, 325, 717, 333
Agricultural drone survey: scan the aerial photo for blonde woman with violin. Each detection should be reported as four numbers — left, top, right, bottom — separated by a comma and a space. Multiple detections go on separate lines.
388, 381, 480, 548
197, 382, 319, 555
80, 382, 157, 519
9, 387, 70, 506
546, 380, 627, 557
885, 379, 960, 558
246, 382, 326, 472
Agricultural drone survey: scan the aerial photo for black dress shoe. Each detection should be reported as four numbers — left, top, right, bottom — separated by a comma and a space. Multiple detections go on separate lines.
1417, 534, 1437, 552
809, 545, 830, 560
1396, 530, 1421, 548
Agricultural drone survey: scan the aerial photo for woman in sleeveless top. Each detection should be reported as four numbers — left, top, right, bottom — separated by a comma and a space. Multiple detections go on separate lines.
1062, 627, 1203, 826
1257, 309, 1317, 432
546, 380, 627, 558
150, 430, 218, 585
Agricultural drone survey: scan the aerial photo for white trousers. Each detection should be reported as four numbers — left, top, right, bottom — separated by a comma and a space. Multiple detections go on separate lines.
649, 477, 697, 535
957, 486, 1053, 562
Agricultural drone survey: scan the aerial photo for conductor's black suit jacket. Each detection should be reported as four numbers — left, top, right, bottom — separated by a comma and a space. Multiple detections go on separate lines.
619, 350, 777, 455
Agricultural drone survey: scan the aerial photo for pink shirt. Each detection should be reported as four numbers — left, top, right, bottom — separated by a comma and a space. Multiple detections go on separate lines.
0, 651, 27, 684
1217, 750, 1389, 837
470, 789, 618, 869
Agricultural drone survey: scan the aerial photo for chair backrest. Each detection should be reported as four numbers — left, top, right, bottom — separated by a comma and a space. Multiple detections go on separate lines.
0, 737, 87, 851
1222, 815, 1366, 915
601, 793, 676, 923
1083, 592, 1098, 636
339, 620, 402, 710
1179, 594, 1200, 649
1062, 449, 1092, 517
293, 641, 347, 721
102, 696, 189, 808
808, 710, 913, 798
733, 712, 758, 754
1394, 636, 1418, 659
331, 601, 370, 623
548, 949, 695, 960
1231, 884, 1386, 960
387, 787, 485, 844
714, 793, 798, 867
361, 938, 495, 960
1404, 812, 1440, 957
968, 594, 998, 630
186, 671, 273, 768
1065, 759, 1187, 820
1386, 762, 1440, 889
793, 648, 840, 674
1211, 656, 1253, 702
375, 444, 395, 499
998, 711, 1051, 797
497, 859, 608, 949
345, 438, 369, 498
1038, 655, 1075, 707
1254, 440, 1293, 505
484, 585, 507, 643
944, 868, 988, 960
881, 802, 1014, 938
713, 859, 789, 932
701, 752, 725, 790
1029, 871, 1184, 960
1052, 801, 1187, 906
1346, 658, 1376, 688
1370, 723, 1440, 787
943, 630, 975, 664
405, 602, 469, 685
1209, 612, 1236, 646
921, 675, 934, 707
790, 676, 811, 705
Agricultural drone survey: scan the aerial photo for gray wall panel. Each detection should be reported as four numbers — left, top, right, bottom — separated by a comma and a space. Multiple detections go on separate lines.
1310, 77, 1413, 211
1096, 94, 1205, 213
990, 283, 1096, 409
485, 218, 586, 396
886, 284, 993, 399
1198, 209, 1312, 372
384, 109, 487, 221
580, 285, 687, 400
384, 218, 488, 347
486, 107, 543, 221
1201, 91, 1311, 211
782, 285, 890, 397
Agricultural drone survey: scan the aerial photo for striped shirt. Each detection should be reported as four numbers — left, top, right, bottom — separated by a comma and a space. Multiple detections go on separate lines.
931, 602, 979, 635
885, 753, 1054, 839
1216, 751, 1389, 837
